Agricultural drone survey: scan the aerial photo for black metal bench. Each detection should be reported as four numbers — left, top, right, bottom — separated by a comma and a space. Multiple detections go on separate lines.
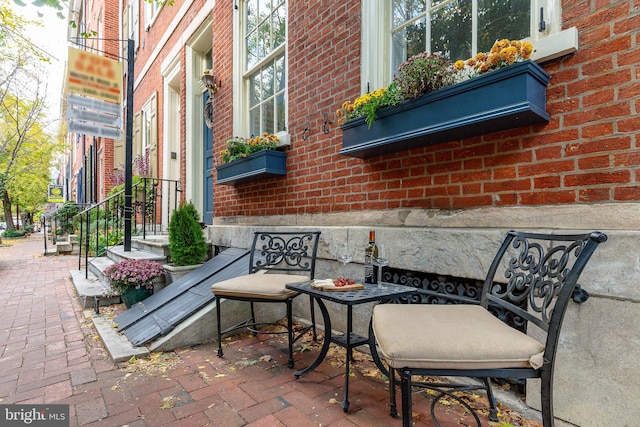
372, 230, 607, 427
211, 231, 321, 368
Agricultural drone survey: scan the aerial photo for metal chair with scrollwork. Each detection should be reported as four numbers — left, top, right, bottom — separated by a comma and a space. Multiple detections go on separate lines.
211, 231, 321, 368
372, 230, 607, 427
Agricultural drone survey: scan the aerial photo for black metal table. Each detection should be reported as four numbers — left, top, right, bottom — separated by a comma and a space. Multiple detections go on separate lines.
285, 281, 417, 412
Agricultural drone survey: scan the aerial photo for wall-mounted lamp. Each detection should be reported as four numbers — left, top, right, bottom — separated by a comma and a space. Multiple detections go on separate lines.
201, 70, 220, 129
201, 70, 221, 98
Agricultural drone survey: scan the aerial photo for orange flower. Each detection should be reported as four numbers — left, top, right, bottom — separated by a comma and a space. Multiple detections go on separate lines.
500, 46, 518, 64
491, 39, 511, 54
521, 41, 534, 59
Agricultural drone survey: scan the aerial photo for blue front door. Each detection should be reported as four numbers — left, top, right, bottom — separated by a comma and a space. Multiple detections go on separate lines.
203, 93, 214, 224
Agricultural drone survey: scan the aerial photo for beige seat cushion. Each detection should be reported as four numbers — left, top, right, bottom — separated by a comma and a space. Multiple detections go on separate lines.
211, 274, 310, 301
372, 304, 545, 370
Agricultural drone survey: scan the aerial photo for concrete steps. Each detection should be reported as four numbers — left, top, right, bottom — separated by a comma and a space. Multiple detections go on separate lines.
55, 234, 80, 255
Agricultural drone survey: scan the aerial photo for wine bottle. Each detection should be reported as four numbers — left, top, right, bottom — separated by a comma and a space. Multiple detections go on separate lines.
364, 230, 379, 284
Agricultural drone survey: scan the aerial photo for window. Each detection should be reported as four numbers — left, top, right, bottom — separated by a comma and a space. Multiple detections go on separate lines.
133, 93, 157, 176
144, 0, 162, 30
121, 0, 139, 61
362, 0, 574, 92
243, 0, 287, 136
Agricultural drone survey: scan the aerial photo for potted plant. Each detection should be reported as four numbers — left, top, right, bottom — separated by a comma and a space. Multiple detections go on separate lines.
165, 201, 208, 283
215, 133, 287, 185
103, 258, 165, 308
336, 39, 550, 158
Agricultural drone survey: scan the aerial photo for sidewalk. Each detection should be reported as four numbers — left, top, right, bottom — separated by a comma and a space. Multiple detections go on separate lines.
0, 233, 539, 426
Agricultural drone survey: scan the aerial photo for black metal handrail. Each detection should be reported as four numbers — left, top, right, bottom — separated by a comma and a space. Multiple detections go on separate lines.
75, 177, 182, 276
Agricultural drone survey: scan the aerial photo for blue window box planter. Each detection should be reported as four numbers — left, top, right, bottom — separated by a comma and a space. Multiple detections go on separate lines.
340, 60, 551, 159
216, 149, 287, 185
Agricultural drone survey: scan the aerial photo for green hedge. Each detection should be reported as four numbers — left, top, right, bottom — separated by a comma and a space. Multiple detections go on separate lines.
2, 229, 28, 238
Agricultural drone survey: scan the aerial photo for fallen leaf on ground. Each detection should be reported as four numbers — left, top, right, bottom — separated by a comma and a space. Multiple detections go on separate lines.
159, 396, 178, 409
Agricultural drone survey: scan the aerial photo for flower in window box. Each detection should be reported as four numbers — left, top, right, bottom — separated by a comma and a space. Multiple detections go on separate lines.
337, 39, 535, 127
453, 39, 535, 81
219, 133, 280, 164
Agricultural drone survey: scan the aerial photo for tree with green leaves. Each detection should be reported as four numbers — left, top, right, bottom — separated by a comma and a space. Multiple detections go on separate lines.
1, 0, 60, 234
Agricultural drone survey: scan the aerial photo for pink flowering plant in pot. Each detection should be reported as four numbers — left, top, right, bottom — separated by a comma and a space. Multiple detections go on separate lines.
103, 259, 166, 295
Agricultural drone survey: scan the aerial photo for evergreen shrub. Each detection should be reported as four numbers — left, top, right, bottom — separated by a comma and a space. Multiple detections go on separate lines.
168, 201, 207, 267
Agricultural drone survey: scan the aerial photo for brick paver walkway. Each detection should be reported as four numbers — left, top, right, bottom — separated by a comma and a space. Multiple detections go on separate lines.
0, 233, 533, 426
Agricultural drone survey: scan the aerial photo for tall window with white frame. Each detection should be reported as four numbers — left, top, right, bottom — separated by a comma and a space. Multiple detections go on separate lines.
391, 0, 530, 71
244, 0, 287, 137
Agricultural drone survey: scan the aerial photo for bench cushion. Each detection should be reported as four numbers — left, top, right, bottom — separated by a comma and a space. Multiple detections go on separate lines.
211, 274, 310, 301
372, 304, 545, 370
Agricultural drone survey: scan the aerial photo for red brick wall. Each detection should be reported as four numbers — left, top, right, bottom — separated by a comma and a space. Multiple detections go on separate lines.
210, 2, 639, 218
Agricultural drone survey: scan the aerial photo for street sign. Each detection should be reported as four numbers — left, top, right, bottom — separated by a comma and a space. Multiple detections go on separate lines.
68, 120, 122, 139
67, 93, 120, 114
67, 105, 122, 127
66, 94, 122, 139
48, 185, 64, 203
66, 47, 122, 103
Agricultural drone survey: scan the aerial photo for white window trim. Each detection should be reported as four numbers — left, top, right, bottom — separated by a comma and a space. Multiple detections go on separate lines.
232, 0, 290, 139
362, 0, 577, 92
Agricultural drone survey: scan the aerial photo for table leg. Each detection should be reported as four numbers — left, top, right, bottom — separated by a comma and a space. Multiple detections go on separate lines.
342, 305, 353, 412
293, 297, 331, 378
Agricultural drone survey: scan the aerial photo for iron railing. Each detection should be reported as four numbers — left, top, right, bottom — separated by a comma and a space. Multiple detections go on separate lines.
76, 177, 182, 276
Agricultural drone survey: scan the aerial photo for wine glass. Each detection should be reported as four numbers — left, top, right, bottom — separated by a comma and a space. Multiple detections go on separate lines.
338, 243, 353, 273
374, 244, 389, 288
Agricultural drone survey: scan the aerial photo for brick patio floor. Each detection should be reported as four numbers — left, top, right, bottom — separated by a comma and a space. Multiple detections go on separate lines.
0, 233, 539, 426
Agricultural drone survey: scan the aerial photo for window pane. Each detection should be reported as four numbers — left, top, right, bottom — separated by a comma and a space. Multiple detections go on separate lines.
247, 33, 258, 69
258, 0, 272, 28
275, 54, 285, 92
246, 0, 258, 33
273, 2, 286, 48
392, 28, 408, 72
249, 73, 261, 107
262, 99, 275, 134
262, 63, 274, 99
249, 106, 260, 136
257, 21, 270, 58
392, 17, 426, 72
431, 0, 472, 60
478, 0, 530, 52
276, 93, 285, 132
392, 0, 425, 28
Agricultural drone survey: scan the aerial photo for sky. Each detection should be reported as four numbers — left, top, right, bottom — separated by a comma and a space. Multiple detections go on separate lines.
9, 2, 70, 131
